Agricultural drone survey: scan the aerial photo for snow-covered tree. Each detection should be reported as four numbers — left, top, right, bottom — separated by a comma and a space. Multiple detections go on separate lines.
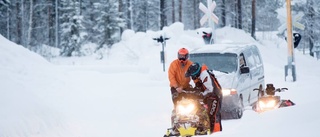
94, 0, 124, 48
132, 0, 150, 31
182, 0, 196, 30
292, 0, 320, 56
0, 0, 10, 18
160, 0, 167, 30
256, 0, 282, 31
1, 0, 320, 59
126, 0, 132, 30
305, 0, 316, 56
81, 1, 100, 45
0, 0, 10, 38
60, 0, 83, 56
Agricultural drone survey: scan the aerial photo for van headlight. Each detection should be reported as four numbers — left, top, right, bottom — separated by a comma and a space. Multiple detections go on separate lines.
222, 88, 237, 96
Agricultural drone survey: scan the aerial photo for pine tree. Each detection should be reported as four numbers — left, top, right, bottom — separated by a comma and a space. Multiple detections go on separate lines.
81, 1, 100, 45
95, 0, 124, 48
146, 0, 160, 31
305, 0, 315, 56
60, 0, 82, 56
256, 0, 281, 31
0, 0, 10, 38
132, 0, 147, 32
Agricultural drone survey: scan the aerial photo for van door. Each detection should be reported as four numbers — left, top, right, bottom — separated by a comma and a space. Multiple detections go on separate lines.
243, 49, 259, 105
251, 45, 265, 97
244, 47, 262, 104
237, 53, 251, 106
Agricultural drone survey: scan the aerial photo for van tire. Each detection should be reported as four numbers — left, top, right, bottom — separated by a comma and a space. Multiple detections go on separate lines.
232, 95, 244, 119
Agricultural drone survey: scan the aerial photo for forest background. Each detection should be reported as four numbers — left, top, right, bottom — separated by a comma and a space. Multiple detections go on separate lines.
0, 0, 318, 59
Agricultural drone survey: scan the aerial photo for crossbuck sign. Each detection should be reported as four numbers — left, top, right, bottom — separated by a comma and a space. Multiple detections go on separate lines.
199, 0, 219, 44
278, 12, 305, 34
199, 0, 219, 26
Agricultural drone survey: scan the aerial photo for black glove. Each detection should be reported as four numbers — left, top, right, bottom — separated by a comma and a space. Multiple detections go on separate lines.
172, 92, 179, 99
193, 86, 202, 92
191, 75, 198, 80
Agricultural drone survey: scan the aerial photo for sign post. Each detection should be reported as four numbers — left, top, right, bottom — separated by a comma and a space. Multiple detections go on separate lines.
284, 0, 296, 82
199, 0, 219, 44
153, 36, 170, 72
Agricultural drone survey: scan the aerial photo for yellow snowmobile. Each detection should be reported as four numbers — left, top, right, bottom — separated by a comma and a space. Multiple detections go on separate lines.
164, 90, 211, 137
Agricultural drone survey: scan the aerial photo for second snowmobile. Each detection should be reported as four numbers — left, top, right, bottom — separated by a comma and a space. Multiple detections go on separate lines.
252, 84, 295, 113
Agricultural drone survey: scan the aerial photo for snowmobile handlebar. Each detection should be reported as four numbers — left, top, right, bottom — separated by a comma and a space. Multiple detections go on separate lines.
253, 87, 288, 92
253, 88, 261, 91
181, 90, 201, 94
180, 90, 204, 98
275, 88, 288, 92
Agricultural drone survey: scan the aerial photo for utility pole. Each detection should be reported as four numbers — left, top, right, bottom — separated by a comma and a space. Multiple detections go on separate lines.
284, 0, 296, 82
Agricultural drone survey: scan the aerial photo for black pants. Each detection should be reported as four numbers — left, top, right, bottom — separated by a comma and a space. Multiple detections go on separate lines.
205, 95, 222, 132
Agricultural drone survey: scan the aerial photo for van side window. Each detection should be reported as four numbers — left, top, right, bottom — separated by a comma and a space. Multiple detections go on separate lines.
239, 53, 246, 67
251, 46, 262, 65
246, 49, 255, 68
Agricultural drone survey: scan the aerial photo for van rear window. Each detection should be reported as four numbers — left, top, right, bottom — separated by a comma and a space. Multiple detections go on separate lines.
190, 53, 237, 74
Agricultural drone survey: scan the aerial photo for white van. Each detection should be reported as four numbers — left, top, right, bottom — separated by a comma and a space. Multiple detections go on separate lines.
189, 43, 265, 119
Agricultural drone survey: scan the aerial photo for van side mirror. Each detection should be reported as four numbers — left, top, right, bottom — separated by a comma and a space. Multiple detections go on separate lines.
240, 66, 250, 74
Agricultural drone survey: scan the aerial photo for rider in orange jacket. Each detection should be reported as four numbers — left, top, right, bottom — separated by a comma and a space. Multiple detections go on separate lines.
168, 48, 193, 105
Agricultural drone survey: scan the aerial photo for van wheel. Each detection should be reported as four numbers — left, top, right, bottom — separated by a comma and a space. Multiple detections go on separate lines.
232, 96, 244, 119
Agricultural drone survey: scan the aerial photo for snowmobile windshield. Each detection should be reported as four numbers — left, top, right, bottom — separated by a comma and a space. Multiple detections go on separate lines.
190, 53, 237, 74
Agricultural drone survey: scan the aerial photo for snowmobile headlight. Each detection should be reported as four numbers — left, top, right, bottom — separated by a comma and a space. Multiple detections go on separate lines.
266, 100, 276, 108
222, 88, 237, 96
259, 100, 276, 108
177, 103, 195, 115
258, 101, 266, 108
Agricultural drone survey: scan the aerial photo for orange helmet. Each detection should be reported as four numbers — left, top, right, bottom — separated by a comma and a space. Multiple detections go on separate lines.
177, 48, 189, 61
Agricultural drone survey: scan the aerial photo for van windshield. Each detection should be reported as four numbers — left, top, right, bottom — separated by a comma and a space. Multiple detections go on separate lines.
190, 53, 237, 73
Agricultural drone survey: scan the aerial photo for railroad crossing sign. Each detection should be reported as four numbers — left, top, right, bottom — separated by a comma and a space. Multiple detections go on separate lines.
199, 0, 219, 44
278, 12, 305, 34
199, 0, 219, 26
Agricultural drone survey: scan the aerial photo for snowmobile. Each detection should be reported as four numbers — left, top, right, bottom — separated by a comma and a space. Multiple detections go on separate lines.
164, 90, 211, 137
252, 84, 295, 113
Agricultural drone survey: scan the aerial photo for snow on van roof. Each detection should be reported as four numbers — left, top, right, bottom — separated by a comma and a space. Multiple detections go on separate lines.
190, 43, 253, 54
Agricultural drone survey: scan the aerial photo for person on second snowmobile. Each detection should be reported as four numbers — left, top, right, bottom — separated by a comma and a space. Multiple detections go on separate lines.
168, 48, 193, 105
265, 83, 276, 96
185, 62, 223, 133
